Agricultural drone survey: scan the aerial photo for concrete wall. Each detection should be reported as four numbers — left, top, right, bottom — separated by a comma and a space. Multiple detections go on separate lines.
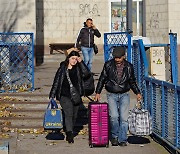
0, 1, 180, 54
146, 0, 169, 44
168, 0, 180, 83
0, 0, 36, 34
42, 0, 109, 53
146, 0, 180, 83
168, 0, 180, 43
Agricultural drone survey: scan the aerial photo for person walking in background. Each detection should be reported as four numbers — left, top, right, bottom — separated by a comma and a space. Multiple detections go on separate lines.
75, 18, 101, 71
49, 51, 91, 144
95, 46, 142, 146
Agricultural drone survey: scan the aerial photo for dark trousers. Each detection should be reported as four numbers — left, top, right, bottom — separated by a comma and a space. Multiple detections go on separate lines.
60, 96, 79, 132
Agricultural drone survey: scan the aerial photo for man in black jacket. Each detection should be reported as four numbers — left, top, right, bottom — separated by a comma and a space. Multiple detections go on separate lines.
95, 46, 142, 146
75, 18, 101, 71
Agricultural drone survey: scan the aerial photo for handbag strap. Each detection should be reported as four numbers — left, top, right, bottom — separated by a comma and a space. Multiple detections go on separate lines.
47, 98, 58, 109
66, 69, 73, 88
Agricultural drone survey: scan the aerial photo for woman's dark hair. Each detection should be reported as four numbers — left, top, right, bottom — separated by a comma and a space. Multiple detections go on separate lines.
65, 51, 80, 66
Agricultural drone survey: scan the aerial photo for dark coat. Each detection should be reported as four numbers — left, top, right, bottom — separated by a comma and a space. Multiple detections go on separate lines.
49, 61, 90, 101
95, 59, 141, 95
76, 26, 101, 48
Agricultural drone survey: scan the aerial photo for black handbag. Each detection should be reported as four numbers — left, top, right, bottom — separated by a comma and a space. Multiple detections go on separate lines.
66, 70, 82, 105
83, 73, 95, 96
93, 44, 98, 54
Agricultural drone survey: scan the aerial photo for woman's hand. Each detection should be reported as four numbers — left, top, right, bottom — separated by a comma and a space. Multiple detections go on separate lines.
77, 57, 82, 63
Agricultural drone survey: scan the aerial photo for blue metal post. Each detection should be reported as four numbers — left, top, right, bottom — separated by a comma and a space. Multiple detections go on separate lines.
161, 82, 165, 138
104, 33, 108, 62
169, 33, 178, 85
137, 43, 141, 85
31, 33, 35, 91
127, 32, 132, 63
138, 39, 149, 77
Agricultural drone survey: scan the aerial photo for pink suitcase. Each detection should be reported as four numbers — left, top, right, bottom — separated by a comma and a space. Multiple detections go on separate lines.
88, 102, 109, 148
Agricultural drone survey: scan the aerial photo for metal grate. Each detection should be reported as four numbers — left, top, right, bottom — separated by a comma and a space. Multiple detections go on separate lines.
0, 33, 34, 92
164, 88, 176, 145
104, 32, 131, 62
177, 90, 180, 148
152, 84, 162, 135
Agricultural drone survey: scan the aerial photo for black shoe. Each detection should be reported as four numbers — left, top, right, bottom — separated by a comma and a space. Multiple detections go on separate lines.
111, 138, 118, 146
119, 142, 127, 147
66, 131, 74, 143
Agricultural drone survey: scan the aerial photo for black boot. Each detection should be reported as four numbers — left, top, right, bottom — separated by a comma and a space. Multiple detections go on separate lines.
66, 131, 74, 143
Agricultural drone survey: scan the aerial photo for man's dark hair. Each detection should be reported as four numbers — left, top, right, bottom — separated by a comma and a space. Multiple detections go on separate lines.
86, 18, 92, 22
84, 18, 93, 27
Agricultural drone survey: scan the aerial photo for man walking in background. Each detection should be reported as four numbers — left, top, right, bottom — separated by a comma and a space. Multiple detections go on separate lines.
75, 18, 101, 71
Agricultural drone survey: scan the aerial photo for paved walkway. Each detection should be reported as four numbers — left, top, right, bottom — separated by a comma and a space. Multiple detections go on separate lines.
0, 52, 169, 154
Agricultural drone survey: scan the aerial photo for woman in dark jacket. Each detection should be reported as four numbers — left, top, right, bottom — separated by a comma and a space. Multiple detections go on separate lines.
49, 51, 90, 143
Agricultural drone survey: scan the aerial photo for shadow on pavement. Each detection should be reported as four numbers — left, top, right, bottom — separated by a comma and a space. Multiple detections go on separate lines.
128, 136, 150, 144
45, 131, 65, 140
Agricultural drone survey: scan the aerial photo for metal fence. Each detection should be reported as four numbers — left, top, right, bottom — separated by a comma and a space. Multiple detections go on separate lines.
104, 31, 132, 62
0, 32, 34, 92
144, 78, 180, 151
138, 33, 179, 152
104, 32, 179, 152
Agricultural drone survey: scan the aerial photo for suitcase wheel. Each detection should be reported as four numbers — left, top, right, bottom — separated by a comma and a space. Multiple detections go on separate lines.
89, 144, 93, 148
106, 144, 109, 148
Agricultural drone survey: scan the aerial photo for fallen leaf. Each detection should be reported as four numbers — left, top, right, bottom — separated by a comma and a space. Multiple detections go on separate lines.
49, 142, 57, 145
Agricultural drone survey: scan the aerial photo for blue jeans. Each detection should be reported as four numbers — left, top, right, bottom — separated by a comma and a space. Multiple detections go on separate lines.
107, 92, 130, 143
81, 46, 93, 71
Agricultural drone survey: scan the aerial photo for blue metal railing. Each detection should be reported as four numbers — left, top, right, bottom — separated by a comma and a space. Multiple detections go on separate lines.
104, 31, 179, 152
169, 33, 178, 85
144, 77, 180, 151
0, 32, 34, 92
138, 33, 179, 152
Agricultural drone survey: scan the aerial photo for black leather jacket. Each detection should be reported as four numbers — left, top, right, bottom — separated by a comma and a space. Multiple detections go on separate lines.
96, 59, 141, 95
76, 26, 101, 48
49, 61, 90, 101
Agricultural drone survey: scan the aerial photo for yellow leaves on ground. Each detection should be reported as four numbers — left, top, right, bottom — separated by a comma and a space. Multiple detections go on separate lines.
78, 128, 88, 135
0, 96, 25, 118
0, 96, 18, 102
0, 103, 16, 118
0, 110, 14, 118
0, 133, 10, 139
17, 128, 45, 134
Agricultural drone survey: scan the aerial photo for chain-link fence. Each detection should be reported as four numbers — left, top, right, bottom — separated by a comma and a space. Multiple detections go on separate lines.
104, 32, 132, 62
0, 33, 34, 92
